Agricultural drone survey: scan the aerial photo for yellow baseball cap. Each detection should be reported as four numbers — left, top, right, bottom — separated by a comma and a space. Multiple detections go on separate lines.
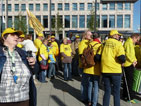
19, 34, 25, 38
2, 28, 23, 38
51, 35, 55, 39
75, 35, 80, 38
110, 30, 122, 36
38, 33, 44, 37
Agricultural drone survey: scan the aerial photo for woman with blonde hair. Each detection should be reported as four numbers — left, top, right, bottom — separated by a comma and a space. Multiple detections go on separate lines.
60, 37, 72, 81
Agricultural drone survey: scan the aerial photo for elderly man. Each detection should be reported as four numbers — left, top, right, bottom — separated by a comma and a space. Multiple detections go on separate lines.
0, 28, 37, 106
100, 30, 126, 106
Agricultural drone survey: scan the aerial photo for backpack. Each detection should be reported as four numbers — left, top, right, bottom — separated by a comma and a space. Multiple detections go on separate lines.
81, 43, 98, 68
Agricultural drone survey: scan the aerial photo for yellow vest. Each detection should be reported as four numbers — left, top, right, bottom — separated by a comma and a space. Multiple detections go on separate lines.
17, 43, 23, 48
101, 38, 125, 74
124, 37, 137, 67
38, 44, 48, 62
47, 47, 56, 63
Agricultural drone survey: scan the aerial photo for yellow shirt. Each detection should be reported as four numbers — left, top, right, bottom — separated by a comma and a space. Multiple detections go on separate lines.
124, 37, 137, 67
78, 40, 101, 75
101, 38, 125, 74
60, 44, 72, 57
34, 38, 42, 55
38, 44, 48, 62
51, 41, 59, 56
135, 45, 141, 68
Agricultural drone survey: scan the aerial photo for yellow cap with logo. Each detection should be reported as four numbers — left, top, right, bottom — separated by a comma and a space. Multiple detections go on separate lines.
19, 34, 25, 38
75, 35, 80, 38
110, 30, 122, 36
38, 33, 44, 37
51, 35, 55, 39
2, 28, 23, 37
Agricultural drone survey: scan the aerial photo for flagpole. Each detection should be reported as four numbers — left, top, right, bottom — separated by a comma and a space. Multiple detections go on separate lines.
5, 0, 8, 28
49, 0, 52, 35
0, 0, 3, 36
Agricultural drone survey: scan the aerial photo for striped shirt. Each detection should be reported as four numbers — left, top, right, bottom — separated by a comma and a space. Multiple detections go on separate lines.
0, 50, 31, 103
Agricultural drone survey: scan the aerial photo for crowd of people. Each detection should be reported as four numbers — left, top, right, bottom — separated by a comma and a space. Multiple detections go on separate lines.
0, 27, 140, 106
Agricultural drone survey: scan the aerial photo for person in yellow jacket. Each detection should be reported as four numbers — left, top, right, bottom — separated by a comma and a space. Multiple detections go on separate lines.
60, 37, 72, 81
99, 30, 125, 106
17, 34, 25, 48
122, 33, 140, 102
78, 30, 101, 106
38, 38, 48, 83
34, 33, 44, 55
51, 35, 59, 56
47, 40, 56, 79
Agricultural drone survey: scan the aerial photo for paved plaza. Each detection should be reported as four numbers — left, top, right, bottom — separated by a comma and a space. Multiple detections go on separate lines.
36, 71, 141, 106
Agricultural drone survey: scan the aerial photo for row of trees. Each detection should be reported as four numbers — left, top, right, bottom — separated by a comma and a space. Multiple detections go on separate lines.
14, 8, 97, 37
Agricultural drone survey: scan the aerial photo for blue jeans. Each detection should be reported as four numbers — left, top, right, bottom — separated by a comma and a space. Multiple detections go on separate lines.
88, 75, 100, 106
63, 63, 72, 80
103, 75, 122, 106
81, 73, 89, 102
39, 60, 47, 82
48, 63, 56, 78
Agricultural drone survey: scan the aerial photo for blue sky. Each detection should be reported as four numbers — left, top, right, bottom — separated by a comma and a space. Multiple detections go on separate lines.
133, 0, 140, 32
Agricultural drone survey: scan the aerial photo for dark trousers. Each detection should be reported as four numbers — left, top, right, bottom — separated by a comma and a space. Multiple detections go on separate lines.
103, 75, 122, 106
123, 65, 135, 100
0, 100, 29, 106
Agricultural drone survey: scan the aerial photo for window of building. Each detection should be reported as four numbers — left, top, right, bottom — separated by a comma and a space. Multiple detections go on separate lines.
36, 15, 41, 22
125, 3, 131, 10
2, 4, 5, 11
43, 16, 48, 28
109, 3, 115, 10
88, 3, 92, 10
124, 15, 130, 28
21, 4, 26, 11
14, 16, 19, 29
8, 16, 12, 27
109, 15, 115, 28
8, 4, 11, 11
97, 15, 100, 28
51, 3, 55, 11
51, 15, 55, 28
29, 4, 34, 11
36, 4, 40, 11
117, 15, 123, 28
102, 3, 107, 10
58, 3, 62, 11
96, 3, 100, 10
80, 3, 84, 11
117, 3, 123, 10
72, 3, 77, 11
65, 15, 70, 28
102, 15, 107, 28
43, 3, 48, 11
72, 15, 78, 28
0, 16, 5, 31
79, 15, 85, 28
15, 4, 19, 11
65, 3, 69, 11
87, 15, 91, 28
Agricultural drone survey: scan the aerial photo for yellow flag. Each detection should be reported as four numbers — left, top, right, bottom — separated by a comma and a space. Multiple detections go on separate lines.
26, 9, 44, 35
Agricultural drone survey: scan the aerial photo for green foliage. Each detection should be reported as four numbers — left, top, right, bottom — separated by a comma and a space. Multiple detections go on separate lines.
87, 8, 97, 32
13, 12, 27, 34
51, 12, 63, 35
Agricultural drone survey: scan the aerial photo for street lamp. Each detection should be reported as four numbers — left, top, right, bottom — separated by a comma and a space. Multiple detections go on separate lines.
94, 0, 97, 32
49, 0, 52, 35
